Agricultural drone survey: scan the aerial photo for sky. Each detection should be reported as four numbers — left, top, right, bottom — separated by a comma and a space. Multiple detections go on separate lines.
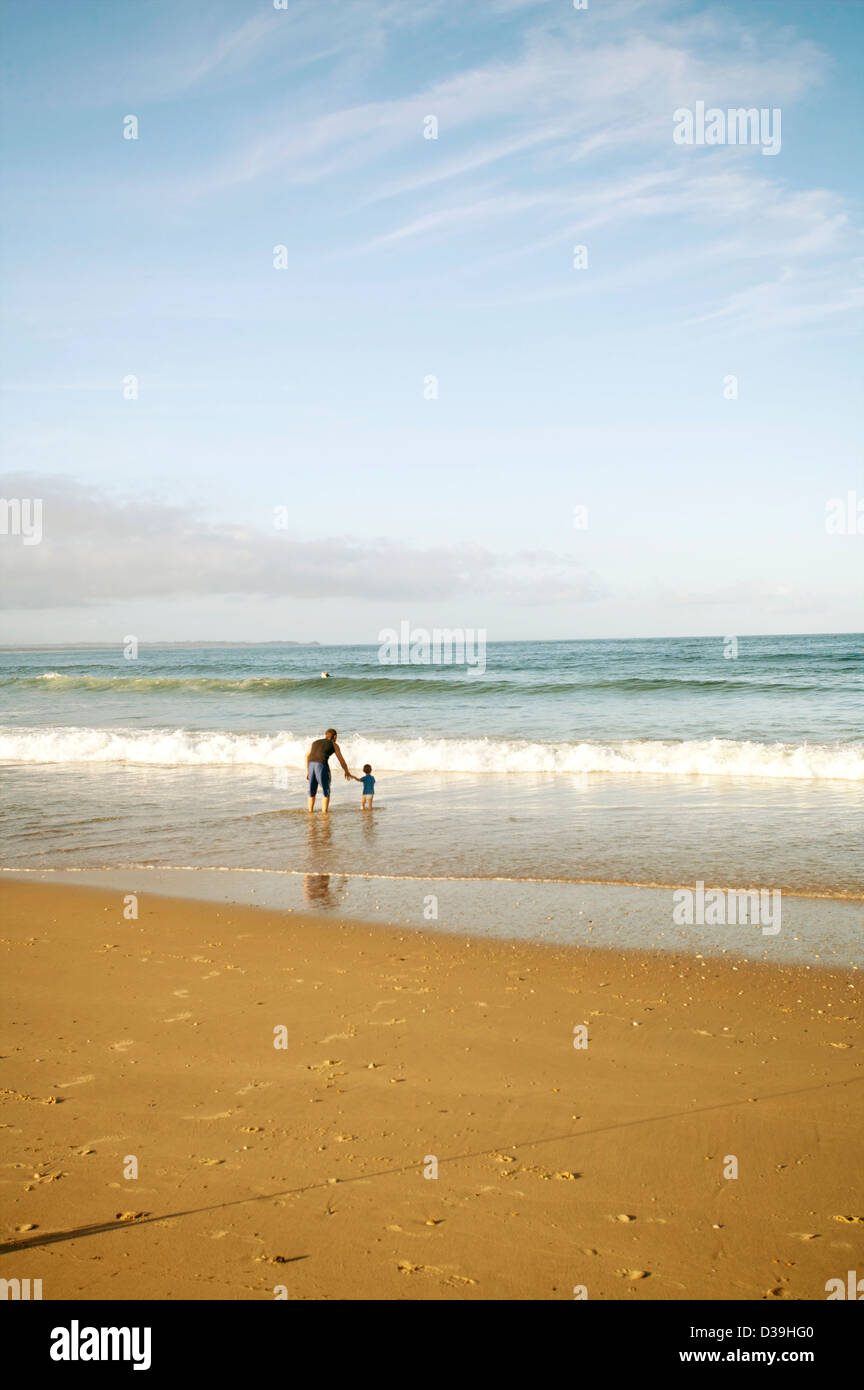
0, 0, 862, 645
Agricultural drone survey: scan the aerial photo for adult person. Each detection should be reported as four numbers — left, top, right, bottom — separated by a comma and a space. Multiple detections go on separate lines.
305, 727, 352, 813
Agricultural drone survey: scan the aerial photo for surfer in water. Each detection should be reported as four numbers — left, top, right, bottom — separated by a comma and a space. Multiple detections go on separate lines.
305, 728, 352, 813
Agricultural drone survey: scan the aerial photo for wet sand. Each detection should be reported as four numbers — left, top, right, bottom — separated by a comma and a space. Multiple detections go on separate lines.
1, 879, 861, 1300
5, 866, 861, 966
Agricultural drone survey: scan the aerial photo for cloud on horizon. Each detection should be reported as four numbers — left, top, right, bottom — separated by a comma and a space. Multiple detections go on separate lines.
0, 473, 600, 610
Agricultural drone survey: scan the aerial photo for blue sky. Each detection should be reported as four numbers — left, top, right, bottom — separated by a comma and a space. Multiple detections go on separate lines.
0, 0, 861, 644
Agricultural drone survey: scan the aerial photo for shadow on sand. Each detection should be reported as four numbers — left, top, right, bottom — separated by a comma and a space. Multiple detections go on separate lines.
2, 1073, 860, 1259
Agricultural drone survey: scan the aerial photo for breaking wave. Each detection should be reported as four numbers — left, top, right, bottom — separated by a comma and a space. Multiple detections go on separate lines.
1, 726, 862, 780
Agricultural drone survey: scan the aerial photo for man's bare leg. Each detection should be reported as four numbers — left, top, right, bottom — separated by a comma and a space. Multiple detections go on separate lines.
307, 795, 316, 812
321, 796, 330, 813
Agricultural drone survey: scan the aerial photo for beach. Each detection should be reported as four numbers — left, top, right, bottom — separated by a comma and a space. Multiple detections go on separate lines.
2, 878, 861, 1301
2, 635, 862, 1302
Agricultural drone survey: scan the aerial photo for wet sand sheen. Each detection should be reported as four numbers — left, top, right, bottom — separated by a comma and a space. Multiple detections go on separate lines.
1, 879, 861, 1300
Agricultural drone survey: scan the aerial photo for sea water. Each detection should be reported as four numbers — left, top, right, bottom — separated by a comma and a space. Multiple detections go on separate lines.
1, 634, 862, 899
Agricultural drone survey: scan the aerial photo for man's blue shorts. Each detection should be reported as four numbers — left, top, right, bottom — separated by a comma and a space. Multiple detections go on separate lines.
307, 761, 331, 797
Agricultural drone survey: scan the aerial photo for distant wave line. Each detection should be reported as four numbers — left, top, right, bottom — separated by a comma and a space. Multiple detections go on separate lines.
2, 672, 856, 696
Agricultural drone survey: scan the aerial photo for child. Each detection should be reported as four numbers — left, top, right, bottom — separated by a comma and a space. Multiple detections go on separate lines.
353, 763, 375, 808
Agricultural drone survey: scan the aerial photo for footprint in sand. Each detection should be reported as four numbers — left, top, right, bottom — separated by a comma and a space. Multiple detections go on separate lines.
1, 1089, 60, 1105
109, 1040, 134, 1053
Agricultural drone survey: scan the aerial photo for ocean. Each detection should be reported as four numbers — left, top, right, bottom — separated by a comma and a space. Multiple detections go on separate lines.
0, 634, 861, 909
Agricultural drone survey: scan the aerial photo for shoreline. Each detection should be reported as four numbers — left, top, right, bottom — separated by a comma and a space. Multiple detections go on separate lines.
1, 878, 861, 1301
4, 864, 863, 902
3, 868, 861, 967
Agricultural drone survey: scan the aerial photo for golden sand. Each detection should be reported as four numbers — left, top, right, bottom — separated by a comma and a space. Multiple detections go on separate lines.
1, 880, 861, 1300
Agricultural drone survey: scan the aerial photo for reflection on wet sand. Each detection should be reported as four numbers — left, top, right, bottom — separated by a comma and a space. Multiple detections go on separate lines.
305, 812, 333, 859
302, 803, 354, 907
303, 873, 331, 905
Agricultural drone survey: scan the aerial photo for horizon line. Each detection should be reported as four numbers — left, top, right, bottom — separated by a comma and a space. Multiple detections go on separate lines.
0, 630, 860, 653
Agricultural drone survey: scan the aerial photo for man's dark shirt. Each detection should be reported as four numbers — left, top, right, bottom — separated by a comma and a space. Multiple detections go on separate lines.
309, 737, 335, 764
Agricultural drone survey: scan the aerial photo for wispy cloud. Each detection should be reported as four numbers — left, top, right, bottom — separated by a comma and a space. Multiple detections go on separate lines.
363, 126, 563, 204
133, 1, 857, 339
686, 262, 864, 332
169, 11, 823, 200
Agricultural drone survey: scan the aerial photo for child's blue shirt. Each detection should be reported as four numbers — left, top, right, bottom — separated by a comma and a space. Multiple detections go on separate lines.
361, 774, 375, 794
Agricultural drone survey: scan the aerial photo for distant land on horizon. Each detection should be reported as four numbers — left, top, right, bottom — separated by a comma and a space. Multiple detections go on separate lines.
0, 640, 323, 652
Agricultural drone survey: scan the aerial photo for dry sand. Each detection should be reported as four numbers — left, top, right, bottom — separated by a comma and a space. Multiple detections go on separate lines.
1, 879, 861, 1300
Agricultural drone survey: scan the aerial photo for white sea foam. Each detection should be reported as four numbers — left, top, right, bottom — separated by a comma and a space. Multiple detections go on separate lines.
1, 726, 862, 779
